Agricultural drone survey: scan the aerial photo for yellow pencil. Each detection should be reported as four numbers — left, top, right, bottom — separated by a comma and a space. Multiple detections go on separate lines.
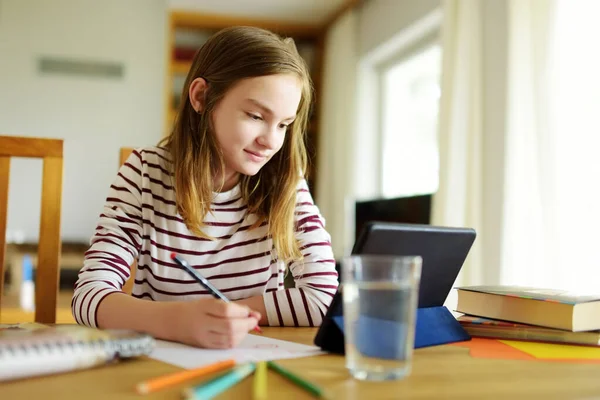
253, 361, 268, 399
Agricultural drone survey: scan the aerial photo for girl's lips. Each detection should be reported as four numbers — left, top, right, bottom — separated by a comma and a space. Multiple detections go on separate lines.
244, 150, 267, 162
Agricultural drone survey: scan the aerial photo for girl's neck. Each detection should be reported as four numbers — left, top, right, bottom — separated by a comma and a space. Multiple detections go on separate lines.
214, 170, 240, 192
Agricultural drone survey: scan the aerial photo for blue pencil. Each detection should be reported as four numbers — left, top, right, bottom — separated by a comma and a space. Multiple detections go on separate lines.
183, 363, 256, 400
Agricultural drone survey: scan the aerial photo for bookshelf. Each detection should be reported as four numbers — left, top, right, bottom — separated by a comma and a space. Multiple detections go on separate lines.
164, 11, 325, 196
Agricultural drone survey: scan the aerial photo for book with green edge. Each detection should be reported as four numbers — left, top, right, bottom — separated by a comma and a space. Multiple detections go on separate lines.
457, 315, 600, 346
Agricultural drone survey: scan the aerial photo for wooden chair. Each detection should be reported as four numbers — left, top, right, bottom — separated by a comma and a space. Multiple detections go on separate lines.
119, 147, 134, 167
119, 147, 137, 295
0, 136, 64, 323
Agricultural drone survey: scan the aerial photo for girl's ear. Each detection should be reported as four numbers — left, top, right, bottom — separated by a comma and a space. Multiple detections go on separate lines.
189, 77, 209, 113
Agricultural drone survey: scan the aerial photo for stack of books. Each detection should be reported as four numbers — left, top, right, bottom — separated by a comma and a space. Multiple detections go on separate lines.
455, 285, 600, 346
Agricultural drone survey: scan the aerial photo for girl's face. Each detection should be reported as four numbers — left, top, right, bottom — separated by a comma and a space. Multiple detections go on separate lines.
211, 74, 302, 191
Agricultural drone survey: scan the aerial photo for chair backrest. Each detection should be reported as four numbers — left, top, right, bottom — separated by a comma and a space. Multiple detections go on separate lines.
0, 136, 64, 323
119, 147, 136, 295
119, 147, 134, 167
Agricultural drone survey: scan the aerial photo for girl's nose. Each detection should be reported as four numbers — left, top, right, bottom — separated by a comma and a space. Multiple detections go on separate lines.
256, 125, 280, 149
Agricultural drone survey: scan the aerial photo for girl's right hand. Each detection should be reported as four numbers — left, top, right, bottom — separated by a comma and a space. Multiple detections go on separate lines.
170, 298, 261, 349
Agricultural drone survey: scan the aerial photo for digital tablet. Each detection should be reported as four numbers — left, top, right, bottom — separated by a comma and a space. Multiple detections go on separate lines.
313, 221, 476, 353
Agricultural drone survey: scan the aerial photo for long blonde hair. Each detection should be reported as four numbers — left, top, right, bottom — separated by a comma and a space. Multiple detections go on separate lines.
159, 26, 312, 262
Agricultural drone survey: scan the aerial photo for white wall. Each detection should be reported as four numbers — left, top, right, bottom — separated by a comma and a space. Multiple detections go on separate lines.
358, 0, 441, 57
168, 0, 345, 24
0, 0, 166, 243
316, 9, 358, 258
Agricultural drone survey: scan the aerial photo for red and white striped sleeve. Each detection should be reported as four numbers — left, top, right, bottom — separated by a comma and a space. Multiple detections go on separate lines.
71, 150, 144, 328
263, 179, 339, 327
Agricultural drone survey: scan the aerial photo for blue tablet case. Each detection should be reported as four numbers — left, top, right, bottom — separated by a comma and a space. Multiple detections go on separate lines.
318, 305, 470, 356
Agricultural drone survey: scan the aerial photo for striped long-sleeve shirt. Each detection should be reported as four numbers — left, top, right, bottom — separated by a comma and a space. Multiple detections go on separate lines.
72, 147, 339, 328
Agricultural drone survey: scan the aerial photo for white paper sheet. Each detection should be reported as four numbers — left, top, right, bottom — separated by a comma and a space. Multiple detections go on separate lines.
149, 334, 325, 369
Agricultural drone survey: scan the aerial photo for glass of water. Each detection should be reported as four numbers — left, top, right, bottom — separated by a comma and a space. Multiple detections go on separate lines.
341, 254, 422, 381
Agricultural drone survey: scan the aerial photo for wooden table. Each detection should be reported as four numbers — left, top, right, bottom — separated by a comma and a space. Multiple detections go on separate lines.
1, 327, 600, 399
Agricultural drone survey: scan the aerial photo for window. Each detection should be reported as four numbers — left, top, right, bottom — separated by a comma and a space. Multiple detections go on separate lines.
379, 42, 442, 198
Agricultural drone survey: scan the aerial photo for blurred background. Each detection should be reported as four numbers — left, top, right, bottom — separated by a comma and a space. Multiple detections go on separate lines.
1, 0, 599, 316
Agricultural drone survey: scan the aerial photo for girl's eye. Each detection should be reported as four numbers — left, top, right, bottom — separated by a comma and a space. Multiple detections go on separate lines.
279, 123, 289, 130
247, 113, 262, 121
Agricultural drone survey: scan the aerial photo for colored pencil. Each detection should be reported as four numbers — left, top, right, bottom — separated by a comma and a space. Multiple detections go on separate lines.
267, 361, 327, 398
135, 359, 235, 394
171, 253, 262, 333
183, 363, 256, 400
253, 361, 268, 399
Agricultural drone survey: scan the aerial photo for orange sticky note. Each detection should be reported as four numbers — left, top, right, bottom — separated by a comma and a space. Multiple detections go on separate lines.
451, 338, 535, 360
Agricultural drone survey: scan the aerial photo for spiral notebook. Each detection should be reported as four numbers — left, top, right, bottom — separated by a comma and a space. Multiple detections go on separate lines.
0, 322, 155, 382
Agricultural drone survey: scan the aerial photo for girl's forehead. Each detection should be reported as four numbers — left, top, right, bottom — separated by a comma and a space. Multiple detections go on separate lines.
225, 75, 302, 113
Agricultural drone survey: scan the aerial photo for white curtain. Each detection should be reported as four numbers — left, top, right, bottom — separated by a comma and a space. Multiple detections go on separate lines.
500, 0, 557, 287
500, 0, 600, 293
550, 0, 600, 293
432, 0, 484, 300
315, 9, 358, 259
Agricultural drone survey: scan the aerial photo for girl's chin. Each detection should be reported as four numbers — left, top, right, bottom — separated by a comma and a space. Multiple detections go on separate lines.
240, 168, 261, 177
238, 161, 267, 176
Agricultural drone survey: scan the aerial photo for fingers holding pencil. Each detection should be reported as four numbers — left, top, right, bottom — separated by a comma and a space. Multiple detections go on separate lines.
208, 301, 263, 334
171, 253, 263, 334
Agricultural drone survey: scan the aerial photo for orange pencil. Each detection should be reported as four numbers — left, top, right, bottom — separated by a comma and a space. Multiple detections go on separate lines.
135, 359, 236, 394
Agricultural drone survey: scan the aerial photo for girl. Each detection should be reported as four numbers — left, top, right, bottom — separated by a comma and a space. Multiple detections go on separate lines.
72, 26, 339, 349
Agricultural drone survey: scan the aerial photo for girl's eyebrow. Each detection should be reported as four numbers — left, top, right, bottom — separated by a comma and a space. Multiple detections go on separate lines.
246, 98, 296, 122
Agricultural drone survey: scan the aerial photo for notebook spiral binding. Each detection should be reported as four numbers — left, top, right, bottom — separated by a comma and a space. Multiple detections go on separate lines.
0, 325, 156, 382
0, 333, 155, 360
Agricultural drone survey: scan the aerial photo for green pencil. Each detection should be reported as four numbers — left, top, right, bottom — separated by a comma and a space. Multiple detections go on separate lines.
267, 361, 327, 398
